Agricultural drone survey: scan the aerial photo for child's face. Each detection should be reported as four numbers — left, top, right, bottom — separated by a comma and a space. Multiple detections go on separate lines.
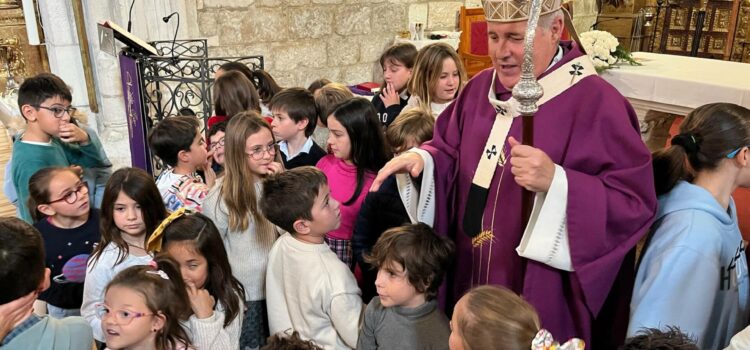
245, 127, 277, 175
307, 184, 341, 236
271, 108, 306, 142
113, 191, 146, 238
101, 285, 163, 350
449, 297, 467, 350
374, 260, 426, 309
326, 116, 352, 162
209, 131, 226, 166
41, 170, 90, 219
23, 96, 72, 137
185, 128, 209, 169
432, 58, 460, 104
383, 60, 412, 92
166, 241, 209, 289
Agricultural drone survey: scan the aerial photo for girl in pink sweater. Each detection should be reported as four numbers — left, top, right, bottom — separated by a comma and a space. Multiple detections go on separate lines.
317, 98, 390, 269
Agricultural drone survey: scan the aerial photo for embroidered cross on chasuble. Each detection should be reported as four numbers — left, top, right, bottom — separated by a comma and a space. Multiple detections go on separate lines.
462, 57, 597, 285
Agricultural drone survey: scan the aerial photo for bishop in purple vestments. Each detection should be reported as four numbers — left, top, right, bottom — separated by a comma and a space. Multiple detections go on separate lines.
373, 2, 656, 347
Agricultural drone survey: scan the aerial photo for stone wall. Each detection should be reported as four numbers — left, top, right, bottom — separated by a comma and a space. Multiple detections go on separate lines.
196, 0, 474, 88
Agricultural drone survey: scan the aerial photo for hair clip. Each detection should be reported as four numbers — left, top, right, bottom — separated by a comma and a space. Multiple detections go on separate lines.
148, 260, 158, 269
146, 270, 170, 280
147, 207, 193, 253
531, 329, 585, 350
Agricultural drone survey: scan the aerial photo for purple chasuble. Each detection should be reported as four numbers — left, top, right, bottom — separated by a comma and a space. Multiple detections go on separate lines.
421, 41, 657, 346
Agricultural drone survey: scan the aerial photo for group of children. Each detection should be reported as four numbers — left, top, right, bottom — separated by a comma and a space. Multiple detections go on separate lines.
4, 39, 750, 350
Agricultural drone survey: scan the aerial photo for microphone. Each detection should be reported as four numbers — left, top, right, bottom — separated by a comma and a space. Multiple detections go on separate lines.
162, 12, 180, 59
127, 0, 135, 32
163, 12, 178, 23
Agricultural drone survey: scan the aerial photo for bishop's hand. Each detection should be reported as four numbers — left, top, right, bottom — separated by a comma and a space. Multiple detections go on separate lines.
370, 151, 424, 192
508, 136, 555, 192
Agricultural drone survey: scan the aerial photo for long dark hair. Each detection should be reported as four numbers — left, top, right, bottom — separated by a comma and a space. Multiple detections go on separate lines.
161, 213, 246, 327
249, 69, 282, 104
106, 255, 192, 350
653, 103, 750, 195
330, 98, 391, 205
90, 168, 168, 266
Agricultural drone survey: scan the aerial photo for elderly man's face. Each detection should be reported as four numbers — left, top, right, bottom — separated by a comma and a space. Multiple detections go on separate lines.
487, 15, 563, 89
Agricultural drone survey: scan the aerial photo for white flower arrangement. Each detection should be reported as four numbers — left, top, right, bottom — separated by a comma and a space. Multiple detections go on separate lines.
579, 30, 640, 72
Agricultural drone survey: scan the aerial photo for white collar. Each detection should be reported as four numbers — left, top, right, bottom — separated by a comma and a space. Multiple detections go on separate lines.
279, 137, 314, 160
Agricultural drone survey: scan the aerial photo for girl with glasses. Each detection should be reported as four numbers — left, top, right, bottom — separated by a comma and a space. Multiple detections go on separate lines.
26, 166, 101, 319
98, 256, 192, 350
203, 111, 282, 349
630, 103, 750, 349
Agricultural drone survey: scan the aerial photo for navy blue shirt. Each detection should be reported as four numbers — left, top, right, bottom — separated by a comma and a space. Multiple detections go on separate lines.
34, 209, 101, 309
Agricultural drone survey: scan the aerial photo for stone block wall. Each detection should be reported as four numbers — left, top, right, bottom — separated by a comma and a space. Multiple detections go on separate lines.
196, 0, 473, 88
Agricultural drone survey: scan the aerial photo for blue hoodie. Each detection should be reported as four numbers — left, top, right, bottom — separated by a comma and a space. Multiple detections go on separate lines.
628, 181, 749, 349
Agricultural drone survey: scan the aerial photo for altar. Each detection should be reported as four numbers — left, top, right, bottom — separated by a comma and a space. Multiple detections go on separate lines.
601, 52, 750, 119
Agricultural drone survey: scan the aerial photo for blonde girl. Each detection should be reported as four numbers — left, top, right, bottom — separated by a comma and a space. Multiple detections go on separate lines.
81, 167, 168, 342
407, 43, 467, 118
203, 111, 282, 348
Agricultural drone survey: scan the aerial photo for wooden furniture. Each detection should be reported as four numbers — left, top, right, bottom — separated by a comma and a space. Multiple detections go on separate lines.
458, 6, 493, 78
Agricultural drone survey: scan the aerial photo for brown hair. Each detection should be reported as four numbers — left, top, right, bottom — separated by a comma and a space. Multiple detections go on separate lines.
385, 107, 435, 154
379, 42, 418, 91
213, 111, 277, 232
148, 116, 200, 167
249, 69, 282, 104
91, 168, 168, 266
213, 70, 262, 117
365, 223, 454, 300
456, 285, 540, 350
27, 166, 83, 221
106, 255, 192, 350
268, 87, 318, 137
408, 43, 467, 108
313, 83, 354, 127
653, 103, 750, 195
620, 326, 699, 350
262, 330, 323, 350
307, 78, 332, 94
0, 217, 45, 304
260, 166, 328, 234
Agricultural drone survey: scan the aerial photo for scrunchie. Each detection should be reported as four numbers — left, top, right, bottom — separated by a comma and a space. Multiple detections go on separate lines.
146, 207, 190, 253
671, 133, 700, 154
531, 329, 585, 350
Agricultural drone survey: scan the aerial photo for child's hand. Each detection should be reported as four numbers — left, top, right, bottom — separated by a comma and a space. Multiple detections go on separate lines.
266, 161, 284, 175
380, 83, 400, 108
202, 157, 216, 189
186, 282, 215, 319
58, 123, 90, 144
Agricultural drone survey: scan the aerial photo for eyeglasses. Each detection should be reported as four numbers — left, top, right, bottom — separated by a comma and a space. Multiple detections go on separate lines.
35, 105, 77, 119
95, 303, 154, 325
48, 182, 89, 204
727, 146, 749, 158
247, 143, 276, 160
210, 137, 225, 151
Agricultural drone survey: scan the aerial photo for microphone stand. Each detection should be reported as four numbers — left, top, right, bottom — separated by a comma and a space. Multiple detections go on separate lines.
162, 12, 180, 61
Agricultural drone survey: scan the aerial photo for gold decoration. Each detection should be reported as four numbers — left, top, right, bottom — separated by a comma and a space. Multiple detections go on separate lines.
472, 230, 495, 247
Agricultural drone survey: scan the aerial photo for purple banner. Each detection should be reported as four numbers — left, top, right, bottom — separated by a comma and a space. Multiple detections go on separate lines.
119, 53, 152, 174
